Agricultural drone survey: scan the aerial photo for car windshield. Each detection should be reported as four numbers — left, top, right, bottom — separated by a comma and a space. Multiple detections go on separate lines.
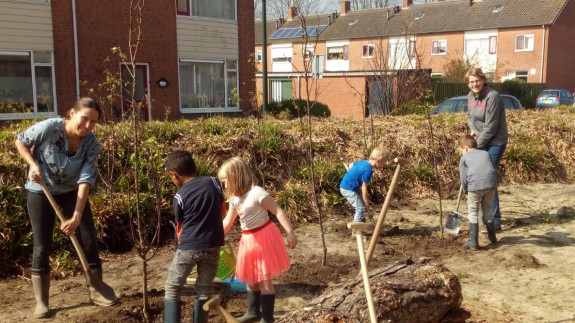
540, 91, 559, 98
436, 98, 466, 113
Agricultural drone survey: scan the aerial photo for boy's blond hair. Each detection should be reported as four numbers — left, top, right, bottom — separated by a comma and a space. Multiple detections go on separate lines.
369, 147, 392, 161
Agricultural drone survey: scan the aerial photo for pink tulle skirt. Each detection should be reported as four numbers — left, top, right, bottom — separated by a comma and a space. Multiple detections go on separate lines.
235, 221, 291, 286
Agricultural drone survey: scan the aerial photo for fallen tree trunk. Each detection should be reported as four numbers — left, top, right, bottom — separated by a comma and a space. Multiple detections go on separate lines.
278, 257, 462, 323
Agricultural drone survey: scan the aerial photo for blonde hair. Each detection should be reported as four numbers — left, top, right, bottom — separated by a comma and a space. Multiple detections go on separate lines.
464, 68, 487, 83
369, 147, 392, 161
217, 157, 257, 198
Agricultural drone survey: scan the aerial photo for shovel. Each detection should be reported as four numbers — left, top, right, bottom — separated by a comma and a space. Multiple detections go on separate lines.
40, 182, 117, 305
444, 186, 465, 235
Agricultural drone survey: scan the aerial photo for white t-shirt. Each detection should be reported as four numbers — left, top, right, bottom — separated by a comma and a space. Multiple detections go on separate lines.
231, 186, 270, 231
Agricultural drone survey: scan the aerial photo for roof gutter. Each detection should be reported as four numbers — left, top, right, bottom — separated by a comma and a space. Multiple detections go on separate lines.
540, 24, 545, 84
72, 0, 80, 99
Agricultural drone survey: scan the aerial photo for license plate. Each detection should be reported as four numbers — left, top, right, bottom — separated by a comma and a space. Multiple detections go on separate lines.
543, 99, 552, 103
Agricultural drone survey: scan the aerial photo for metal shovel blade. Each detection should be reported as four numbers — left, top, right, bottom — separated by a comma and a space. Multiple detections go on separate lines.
444, 212, 462, 235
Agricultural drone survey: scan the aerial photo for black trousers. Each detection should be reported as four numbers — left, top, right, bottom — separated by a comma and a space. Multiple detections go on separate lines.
27, 190, 101, 275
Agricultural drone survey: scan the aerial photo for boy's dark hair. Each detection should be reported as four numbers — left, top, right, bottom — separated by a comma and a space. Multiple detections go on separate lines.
458, 134, 478, 149
165, 150, 197, 177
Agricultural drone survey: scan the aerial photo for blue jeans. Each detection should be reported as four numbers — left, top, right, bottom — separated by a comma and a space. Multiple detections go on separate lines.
164, 247, 219, 301
485, 144, 506, 223
340, 188, 365, 222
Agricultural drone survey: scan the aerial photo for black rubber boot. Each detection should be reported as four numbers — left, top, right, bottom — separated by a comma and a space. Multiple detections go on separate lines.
164, 299, 181, 323
237, 291, 261, 323
259, 293, 275, 323
32, 273, 52, 319
193, 297, 209, 323
464, 222, 479, 250
486, 221, 498, 244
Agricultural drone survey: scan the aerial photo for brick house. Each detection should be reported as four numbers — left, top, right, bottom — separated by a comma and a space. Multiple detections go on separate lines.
0, 0, 254, 121
254, 0, 575, 118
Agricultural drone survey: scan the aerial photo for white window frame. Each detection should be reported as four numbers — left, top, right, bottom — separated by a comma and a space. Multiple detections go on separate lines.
176, 0, 237, 21
515, 34, 534, 52
0, 50, 57, 120
255, 49, 262, 62
302, 45, 315, 61
362, 44, 375, 58
504, 70, 528, 82
431, 40, 447, 55
271, 44, 293, 72
178, 59, 240, 113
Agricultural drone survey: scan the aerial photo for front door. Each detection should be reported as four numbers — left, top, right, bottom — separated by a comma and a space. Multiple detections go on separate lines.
121, 64, 150, 121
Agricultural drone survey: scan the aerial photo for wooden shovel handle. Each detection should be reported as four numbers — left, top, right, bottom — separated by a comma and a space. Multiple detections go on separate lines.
40, 182, 92, 283
455, 186, 463, 212
365, 157, 407, 266
203, 297, 239, 323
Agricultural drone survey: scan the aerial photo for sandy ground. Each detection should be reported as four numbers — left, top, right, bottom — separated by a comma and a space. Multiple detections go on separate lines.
1, 183, 574, 323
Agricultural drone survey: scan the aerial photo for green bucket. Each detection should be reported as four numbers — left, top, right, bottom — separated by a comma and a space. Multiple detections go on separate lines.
190, 244, 236, 280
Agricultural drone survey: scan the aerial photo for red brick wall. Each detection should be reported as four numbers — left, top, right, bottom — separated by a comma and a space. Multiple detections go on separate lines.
496, 27, 545, 83
237, 0, 256, 115
546, 0, 575, 90
52, 1, 180, 121
52, 1, 254, 120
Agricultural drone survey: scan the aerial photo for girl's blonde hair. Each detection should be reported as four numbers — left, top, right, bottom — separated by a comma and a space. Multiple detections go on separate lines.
217, 157, 257, 198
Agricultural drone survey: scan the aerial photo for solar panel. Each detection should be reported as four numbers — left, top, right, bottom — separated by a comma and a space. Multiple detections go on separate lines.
286, 28, 300, 38
270, 25, 328, 39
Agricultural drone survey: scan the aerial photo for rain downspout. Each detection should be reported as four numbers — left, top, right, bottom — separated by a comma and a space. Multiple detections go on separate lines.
540, 25, 545, 84
72, 0, 80, 99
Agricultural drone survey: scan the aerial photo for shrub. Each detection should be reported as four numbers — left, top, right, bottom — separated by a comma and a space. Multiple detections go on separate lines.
266, 99, 330, 119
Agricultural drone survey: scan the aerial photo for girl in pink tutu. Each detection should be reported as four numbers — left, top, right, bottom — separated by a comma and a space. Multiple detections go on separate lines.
218, 157, 297, 323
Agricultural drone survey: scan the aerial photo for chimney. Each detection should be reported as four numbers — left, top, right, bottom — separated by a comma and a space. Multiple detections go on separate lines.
288, 6, 298, 20
403, 0, 413, 9
469, 0, 473, 5
341, 1, 351, 15
328, 15, 331, 25
386, 9, 390, 20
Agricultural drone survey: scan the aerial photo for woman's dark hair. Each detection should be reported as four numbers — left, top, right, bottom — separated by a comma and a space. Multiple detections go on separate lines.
67, 97, 102, 119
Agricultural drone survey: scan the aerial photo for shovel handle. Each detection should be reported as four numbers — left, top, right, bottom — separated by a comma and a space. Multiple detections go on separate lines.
455, 186, 463, 212
40, 182, 92, 284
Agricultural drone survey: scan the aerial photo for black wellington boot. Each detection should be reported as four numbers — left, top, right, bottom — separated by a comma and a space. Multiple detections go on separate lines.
464, 222, 479, 250
237, 291, 261, 322
164, 299, 181, 323
260, 293, 275, 323
486, 221, 498, 244
193, 297, 209, 323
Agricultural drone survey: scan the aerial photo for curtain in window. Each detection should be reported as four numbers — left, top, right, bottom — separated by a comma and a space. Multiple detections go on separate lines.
0, 54, 34, 113
179, 61, 225, 108
192, 0, 235, 20
465, 38, 489, 57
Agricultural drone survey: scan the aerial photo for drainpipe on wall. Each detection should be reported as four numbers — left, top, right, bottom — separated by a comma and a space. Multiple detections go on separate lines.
72, 0, 80, 99
540, 25, 545, 84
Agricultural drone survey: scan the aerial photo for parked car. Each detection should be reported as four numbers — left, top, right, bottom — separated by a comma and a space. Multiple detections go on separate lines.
536, 89, 575, 109
431, 94, 522, 114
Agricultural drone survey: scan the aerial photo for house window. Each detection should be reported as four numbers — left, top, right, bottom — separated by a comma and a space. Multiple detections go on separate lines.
362, 44, 375, 58
327, 45, 349, 60
302, 45, 314, 61
179, 60, 238, 110
431, 40, 446, 55
0, 51, 56, 119
516, 34, 534, 51
506, 70, 528, 81
176, 0, 236, 20
407, 40, 416, 58
271, 45, 293, 72
489, 36, 497, 54
255, 50, 262, 62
